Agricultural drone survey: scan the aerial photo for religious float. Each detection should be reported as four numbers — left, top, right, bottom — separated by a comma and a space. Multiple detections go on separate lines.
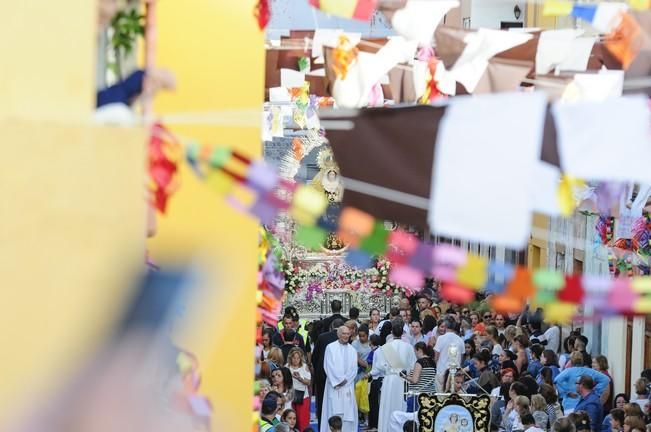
264, 134, 404, 320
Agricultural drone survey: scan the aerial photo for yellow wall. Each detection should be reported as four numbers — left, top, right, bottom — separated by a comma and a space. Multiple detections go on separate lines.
0, 0, 146, 421
150, 1, 264, 430
0, 1, 96, 122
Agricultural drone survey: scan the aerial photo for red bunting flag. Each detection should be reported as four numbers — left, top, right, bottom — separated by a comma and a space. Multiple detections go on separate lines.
558, 274, 584, 304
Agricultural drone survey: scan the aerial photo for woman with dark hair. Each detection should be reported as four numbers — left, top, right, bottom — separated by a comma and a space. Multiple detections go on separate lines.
463, 338, 478, 374
539, 366, 556, 388
560, 335, 577, 370
369, 308, 381, 335
281, 409, 299, 432
540, 383, 563, 425
500, 350, 520, 379
487, 325, 504, 356
403, 342, 437, 412
271, 366, 294, 411
379, 320, 393, 346
593, 355, 614, 411
473, 350, 500, 394
422, 314, 437, 341
539, 349, 561, 384
260, 328, 274, 361
613, 393, 630, 410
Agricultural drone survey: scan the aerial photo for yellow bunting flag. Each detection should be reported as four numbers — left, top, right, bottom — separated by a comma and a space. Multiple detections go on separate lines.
290, 185, 328, 226
543, 0, 574, 16
634, 297, 651, 313
456, 254, 488, 291
631, 276, 651, 294
544, 302, 577, 324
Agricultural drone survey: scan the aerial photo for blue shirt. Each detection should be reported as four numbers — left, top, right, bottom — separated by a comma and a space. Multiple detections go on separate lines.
575, 391, 603, 432
528, 360, 543, 378
554, 367, 610, 412
601, 414, 612, 432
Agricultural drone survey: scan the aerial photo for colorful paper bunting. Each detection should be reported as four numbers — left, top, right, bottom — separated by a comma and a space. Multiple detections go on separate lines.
490, 294, 525, 314
338, 207, 375, 246
441, 282, 476, 304
296, 225, 328, 250
408, 243, 435, 274
386, 230, 420, 265
179, 133, 651, 321
558, 274, 585, 303
389, 264, 425, 290
544, 302, 578, 323
456, 254, 488, 291
291, 185, 328, 225
608, 277, 638, 312
359, 221, 390, 255
506, 267, 536, 300
345, 248, 374, 268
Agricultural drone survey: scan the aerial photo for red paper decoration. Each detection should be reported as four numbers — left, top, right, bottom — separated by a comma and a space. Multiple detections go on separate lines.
254, 0, 271, 30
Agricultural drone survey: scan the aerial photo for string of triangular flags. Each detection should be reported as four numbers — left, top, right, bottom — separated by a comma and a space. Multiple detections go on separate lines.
177, 132, 651, 323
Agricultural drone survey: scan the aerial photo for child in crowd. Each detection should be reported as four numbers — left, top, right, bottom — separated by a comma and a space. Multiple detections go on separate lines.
281, 409, 299, 432
328, 415, 342, 432
531, 394, 550, 430
522, 412, 544, 432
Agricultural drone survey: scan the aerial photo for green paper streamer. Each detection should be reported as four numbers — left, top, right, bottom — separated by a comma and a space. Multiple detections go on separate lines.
209, 147, 232, 168
296, 225, 327, 250
359, 221, 389, 255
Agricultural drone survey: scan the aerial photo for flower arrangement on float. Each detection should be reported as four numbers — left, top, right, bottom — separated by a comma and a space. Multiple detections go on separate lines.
281, 257, 405, 298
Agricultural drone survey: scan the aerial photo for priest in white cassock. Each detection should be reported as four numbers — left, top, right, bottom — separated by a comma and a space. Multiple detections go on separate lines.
371, 319, 417, 432
320, 324, 358, 432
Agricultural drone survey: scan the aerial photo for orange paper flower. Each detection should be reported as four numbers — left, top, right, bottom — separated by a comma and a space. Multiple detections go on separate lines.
292, 137, 304, 160
332, 35, 359, 80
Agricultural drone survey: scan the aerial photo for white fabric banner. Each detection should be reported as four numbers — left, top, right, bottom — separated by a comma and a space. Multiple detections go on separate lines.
429, 92, 547, 248
553, 95, 651, 184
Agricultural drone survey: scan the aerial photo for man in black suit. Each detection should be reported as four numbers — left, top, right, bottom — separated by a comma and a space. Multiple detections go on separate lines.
312, 317, 345, 431
320, 300, 347, 336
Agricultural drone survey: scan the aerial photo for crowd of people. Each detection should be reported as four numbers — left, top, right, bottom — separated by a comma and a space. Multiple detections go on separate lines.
256, 293, 651, 432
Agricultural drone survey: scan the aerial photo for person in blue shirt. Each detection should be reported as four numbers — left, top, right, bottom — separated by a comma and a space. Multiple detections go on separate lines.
555, 352, 610, 414
575, 375, 604, 432
527, 344, 544, 378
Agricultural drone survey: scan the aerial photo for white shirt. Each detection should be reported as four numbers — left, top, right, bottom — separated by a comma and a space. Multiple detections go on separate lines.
410, 333, 428, 346
289, 364, 311, 395
525, 427, 544, 432
492, 343, 504, 356
434, 332, 465, 372
386, 333, 411, 344
543, 326, 561, 353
